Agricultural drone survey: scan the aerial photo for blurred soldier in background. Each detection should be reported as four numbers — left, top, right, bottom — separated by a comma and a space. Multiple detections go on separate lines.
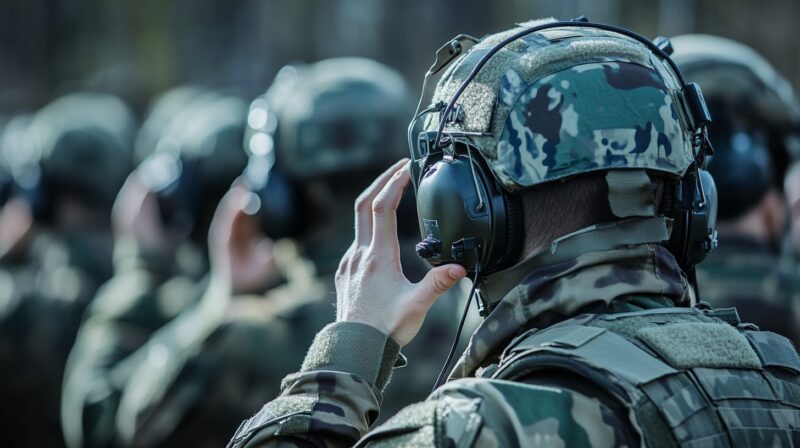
0, 93, 136, 446
111, 58, 462, 447
784, 160, 800, 269
673, 35, 800, 345
0, 114, 35, 265
61, 89, 249, 447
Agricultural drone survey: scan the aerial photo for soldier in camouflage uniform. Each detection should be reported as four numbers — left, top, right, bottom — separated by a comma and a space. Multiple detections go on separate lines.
0, 93, 136, 446
672, 35, 800, 346
229, 20, 800, 447
61, 89, 250, 448
106, 58, 463, 447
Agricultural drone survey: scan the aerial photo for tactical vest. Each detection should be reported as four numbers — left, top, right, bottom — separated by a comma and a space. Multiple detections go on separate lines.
490, 306, 800, 447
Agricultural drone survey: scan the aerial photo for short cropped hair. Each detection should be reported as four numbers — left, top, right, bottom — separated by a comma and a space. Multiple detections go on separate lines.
520, 173, 663, 259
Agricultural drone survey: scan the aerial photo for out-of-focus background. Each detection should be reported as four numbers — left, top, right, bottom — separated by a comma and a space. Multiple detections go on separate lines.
1, 0, 799, 115
2, 2, 800, 447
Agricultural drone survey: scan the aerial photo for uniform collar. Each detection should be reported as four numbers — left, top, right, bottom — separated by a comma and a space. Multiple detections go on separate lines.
450, 242, 694, 379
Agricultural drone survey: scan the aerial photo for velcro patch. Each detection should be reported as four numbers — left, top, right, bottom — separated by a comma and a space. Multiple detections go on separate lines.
637, 323, 762, 370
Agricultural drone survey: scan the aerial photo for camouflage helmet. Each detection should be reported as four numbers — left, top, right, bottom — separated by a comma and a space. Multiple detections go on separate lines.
133, 85, 215, 165
420, 18, 699, 193
671, 34, 800, 153
138, 93, 248, 237
247, 57, 411, 179
671, 35, 800, 220
6, 93, 135, 205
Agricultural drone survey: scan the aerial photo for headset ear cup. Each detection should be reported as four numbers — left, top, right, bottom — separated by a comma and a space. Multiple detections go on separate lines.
256, 168, 303, 240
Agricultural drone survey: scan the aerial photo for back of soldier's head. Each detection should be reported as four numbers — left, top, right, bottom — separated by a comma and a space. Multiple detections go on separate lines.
672, 35, 800, 222
411, 19, 714, 278
264, 58, 410, 179
133, 85, 214, 165
5, 93, 135, 223
244, 58, 412, 240
138, 92, 248, 241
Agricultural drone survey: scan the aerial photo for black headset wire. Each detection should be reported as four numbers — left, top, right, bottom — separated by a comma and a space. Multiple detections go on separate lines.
423, 19, 712, 392
432, 262, 481, 392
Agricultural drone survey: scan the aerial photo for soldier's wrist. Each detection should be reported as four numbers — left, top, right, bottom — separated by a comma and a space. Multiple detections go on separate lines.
300, 321, 403, 390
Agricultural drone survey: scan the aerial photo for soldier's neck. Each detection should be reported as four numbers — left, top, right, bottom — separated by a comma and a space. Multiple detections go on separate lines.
479, 217, 672, 307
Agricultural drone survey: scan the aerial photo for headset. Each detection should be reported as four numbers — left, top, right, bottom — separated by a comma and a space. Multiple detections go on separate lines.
140, 125, 248, 243
243, 152, 310, 241
409, 17, 718, 279
419, 17, 720, 390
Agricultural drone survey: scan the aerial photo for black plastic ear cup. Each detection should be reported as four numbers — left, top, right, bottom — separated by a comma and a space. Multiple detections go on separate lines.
414, 144, 521, 275
666, 169, 718, 270
242, 153, 306, 241
154, 157, 199, 237
14, 180, 50, 223
412, 21, 718, 277
253, 168, 306, 240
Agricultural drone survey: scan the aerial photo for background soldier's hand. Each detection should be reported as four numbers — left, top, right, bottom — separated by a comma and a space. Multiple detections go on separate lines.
335, 159, 466, 347
208, 183, 279, 295
0, 196, 34, 259
112, 171, 174, 255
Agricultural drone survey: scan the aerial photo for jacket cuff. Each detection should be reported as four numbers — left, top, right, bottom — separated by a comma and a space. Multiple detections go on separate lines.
300, 322, 401, 391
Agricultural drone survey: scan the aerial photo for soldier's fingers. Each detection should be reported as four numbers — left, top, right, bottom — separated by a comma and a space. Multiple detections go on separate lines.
412, 264, 466, 308
369, 165, 410, 256
354, 158, 409, 246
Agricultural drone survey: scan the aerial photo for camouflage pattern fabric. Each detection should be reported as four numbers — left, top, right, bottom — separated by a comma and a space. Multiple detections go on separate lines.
227, 244, 698, 447
422, 20, 696, 192
106, 239, 462, 446
496, 62, 689, 189
697, 234, 800, 346
0, 231, 114, 447
114, 241, 330, 447
450, 243, 693, 379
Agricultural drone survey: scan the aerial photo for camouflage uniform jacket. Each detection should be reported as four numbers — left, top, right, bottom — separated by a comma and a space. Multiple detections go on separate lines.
112, 241, 331, 447
229, 243, 751, 447
696, 233, 800, 346
0, 231, 114, 447
110, 239, 464, 447
61, 237, 208, 448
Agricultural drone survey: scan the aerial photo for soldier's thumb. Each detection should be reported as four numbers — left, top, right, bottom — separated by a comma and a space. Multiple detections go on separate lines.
415, 264, 467, 305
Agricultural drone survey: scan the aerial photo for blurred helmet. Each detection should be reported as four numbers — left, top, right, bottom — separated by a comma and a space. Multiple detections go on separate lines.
138, 93, 248, 238
672, 34, 800, 221
243, 58, 412, 240
0, 114, 33, 207
409, 19, 722, 274
133, 85, 215, 164
247, 57, 411, 179
4, 93, 135, 219
420, 19, 696, 192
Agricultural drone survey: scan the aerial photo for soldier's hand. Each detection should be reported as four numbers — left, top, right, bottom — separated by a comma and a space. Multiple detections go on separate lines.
335, 159, 466, 347
112, 171, 174, 254
0, 196, 34, 259
208, 183, 279, 295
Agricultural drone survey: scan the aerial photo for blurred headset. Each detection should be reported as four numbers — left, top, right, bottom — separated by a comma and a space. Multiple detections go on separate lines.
409, 18, 717, 278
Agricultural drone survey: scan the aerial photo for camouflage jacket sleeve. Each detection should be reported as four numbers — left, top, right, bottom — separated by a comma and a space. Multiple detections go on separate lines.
229, 323, 633, 448
228, 321, 401, 447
